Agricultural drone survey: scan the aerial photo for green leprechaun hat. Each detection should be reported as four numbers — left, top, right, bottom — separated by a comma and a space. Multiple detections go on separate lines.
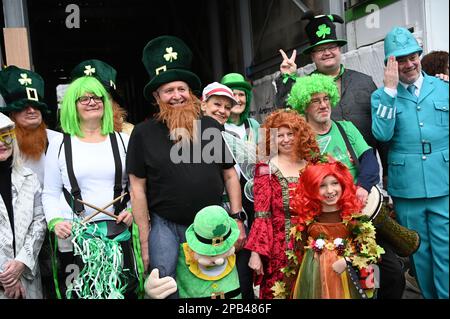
71, 59, 118, 92
185, 205, 239, 256
301, 11, 347, 54
0, 65, 49, 114
70, 59, 124, 105
142, 35, 201, 101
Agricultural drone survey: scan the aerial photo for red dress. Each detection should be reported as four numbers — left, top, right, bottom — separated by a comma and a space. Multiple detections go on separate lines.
245, 162, 299, 299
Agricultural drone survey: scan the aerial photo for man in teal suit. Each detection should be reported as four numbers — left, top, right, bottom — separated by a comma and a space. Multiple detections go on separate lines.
371, 27, 449, 299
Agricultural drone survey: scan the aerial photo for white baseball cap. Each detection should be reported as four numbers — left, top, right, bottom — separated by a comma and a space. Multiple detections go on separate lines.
202, 82, 238, 105
0, 112, 15, 131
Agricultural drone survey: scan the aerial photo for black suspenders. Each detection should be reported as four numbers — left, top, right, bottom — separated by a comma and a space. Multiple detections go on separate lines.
61, 132, 129, 216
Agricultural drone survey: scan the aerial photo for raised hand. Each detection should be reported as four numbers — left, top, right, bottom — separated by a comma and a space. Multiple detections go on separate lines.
279, 49, 297, 75
384, 56, 399, 89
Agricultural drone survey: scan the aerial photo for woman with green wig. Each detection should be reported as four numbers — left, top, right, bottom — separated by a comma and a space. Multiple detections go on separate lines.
220, 72, 260, 299
42, 76, 139, 299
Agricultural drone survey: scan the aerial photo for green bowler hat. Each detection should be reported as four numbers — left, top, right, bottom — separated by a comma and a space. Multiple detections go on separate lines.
142, 35, 201, 101
220, 73, 252, 91
0, 65, 49, 114
185, 205, 239, 256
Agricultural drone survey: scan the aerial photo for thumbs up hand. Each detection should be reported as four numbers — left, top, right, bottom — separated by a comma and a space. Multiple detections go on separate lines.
144, 268, 178, 299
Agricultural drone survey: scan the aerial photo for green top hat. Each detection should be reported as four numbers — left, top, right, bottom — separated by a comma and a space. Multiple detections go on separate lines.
185, 205, 239, 256
301, 11, 347, 55
0, 65, 49, 114
142, 35, 201, 101
70, 59, 124, 105
71, 59, 118, 92
384, 27, 423, 63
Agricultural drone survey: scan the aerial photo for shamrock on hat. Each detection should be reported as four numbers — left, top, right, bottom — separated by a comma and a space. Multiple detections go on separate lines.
185, 205, 239, 256
71, 59, 118, 92
301, 11, 347, 55
142, 35, 201, 101
0, 65, 49, 114
70, 59, 125, 105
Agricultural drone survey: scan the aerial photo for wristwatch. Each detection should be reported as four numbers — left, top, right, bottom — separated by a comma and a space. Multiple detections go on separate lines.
230, 211, 247, 222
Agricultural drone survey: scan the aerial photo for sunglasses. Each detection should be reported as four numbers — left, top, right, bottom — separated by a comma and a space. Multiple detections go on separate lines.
0, 130, 15, 146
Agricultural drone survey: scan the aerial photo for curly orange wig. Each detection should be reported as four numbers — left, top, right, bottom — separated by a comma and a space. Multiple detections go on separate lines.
259, 109, 319, 161
291, 160, 362, 228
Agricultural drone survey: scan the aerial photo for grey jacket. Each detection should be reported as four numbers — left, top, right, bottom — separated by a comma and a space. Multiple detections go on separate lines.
0, 166, 46, 299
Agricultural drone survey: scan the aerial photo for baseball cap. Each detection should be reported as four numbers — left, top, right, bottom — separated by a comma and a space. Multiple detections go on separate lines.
202, 82, 238, 105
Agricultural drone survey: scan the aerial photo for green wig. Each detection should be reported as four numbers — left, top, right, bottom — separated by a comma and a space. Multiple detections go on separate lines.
60, 76, 114, 137
287, 73, 340, 114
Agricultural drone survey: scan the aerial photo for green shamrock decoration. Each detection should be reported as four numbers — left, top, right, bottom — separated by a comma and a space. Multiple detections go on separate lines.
316, 24, 331, 39
213, 224, 227, 237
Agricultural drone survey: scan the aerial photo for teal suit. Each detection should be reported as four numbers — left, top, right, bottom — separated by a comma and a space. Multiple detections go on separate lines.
371, 72, 449, 299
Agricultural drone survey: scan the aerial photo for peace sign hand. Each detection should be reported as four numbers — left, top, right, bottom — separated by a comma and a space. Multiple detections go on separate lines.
279, 49, 297, 75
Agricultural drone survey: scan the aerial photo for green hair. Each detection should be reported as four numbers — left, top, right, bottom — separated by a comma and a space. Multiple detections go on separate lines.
287, 74, 340, 114
60, 76, 114, 137
225, 85, 252, 126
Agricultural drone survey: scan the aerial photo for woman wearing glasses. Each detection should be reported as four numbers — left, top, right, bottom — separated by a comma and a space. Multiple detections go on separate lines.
0, 113, 47, 299
42, 75, 138, 299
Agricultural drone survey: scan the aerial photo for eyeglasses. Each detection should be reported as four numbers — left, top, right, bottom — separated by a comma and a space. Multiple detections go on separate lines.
0, 130, 15, 146
77, 95, 103, 105
312, 44, 339, 55
310, 96, 331, 106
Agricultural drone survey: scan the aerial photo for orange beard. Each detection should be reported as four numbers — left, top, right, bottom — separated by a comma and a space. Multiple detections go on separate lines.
15, 122, 48, 161
155, 93, 201, 142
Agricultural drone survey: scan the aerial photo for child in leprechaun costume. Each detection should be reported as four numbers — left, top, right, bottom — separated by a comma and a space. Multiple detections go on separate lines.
145, 205, 241, 299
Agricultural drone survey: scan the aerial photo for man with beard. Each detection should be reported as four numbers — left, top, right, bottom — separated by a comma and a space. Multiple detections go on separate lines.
126, 36, 244, 299
0, 66, 60, 186
0, 65, 60, 299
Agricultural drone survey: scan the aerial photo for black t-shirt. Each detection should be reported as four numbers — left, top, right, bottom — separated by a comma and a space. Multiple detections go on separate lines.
126, 116, 234, 225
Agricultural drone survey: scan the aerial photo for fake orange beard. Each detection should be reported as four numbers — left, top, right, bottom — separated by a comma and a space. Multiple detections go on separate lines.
155, 94, 201, 142
15, 122, 48, 161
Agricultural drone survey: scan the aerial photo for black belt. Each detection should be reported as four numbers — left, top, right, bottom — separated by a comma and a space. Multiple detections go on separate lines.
195, 228, 232, 246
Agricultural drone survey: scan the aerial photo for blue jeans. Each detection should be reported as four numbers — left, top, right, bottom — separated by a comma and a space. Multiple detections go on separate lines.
148, 213, 188, 299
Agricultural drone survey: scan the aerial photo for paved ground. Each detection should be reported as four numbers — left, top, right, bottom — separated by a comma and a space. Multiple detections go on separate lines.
402, 269, 423, 299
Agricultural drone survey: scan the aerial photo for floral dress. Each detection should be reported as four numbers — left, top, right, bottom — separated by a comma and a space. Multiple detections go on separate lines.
292, 219, 383, 299
244, 162, 299, 299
